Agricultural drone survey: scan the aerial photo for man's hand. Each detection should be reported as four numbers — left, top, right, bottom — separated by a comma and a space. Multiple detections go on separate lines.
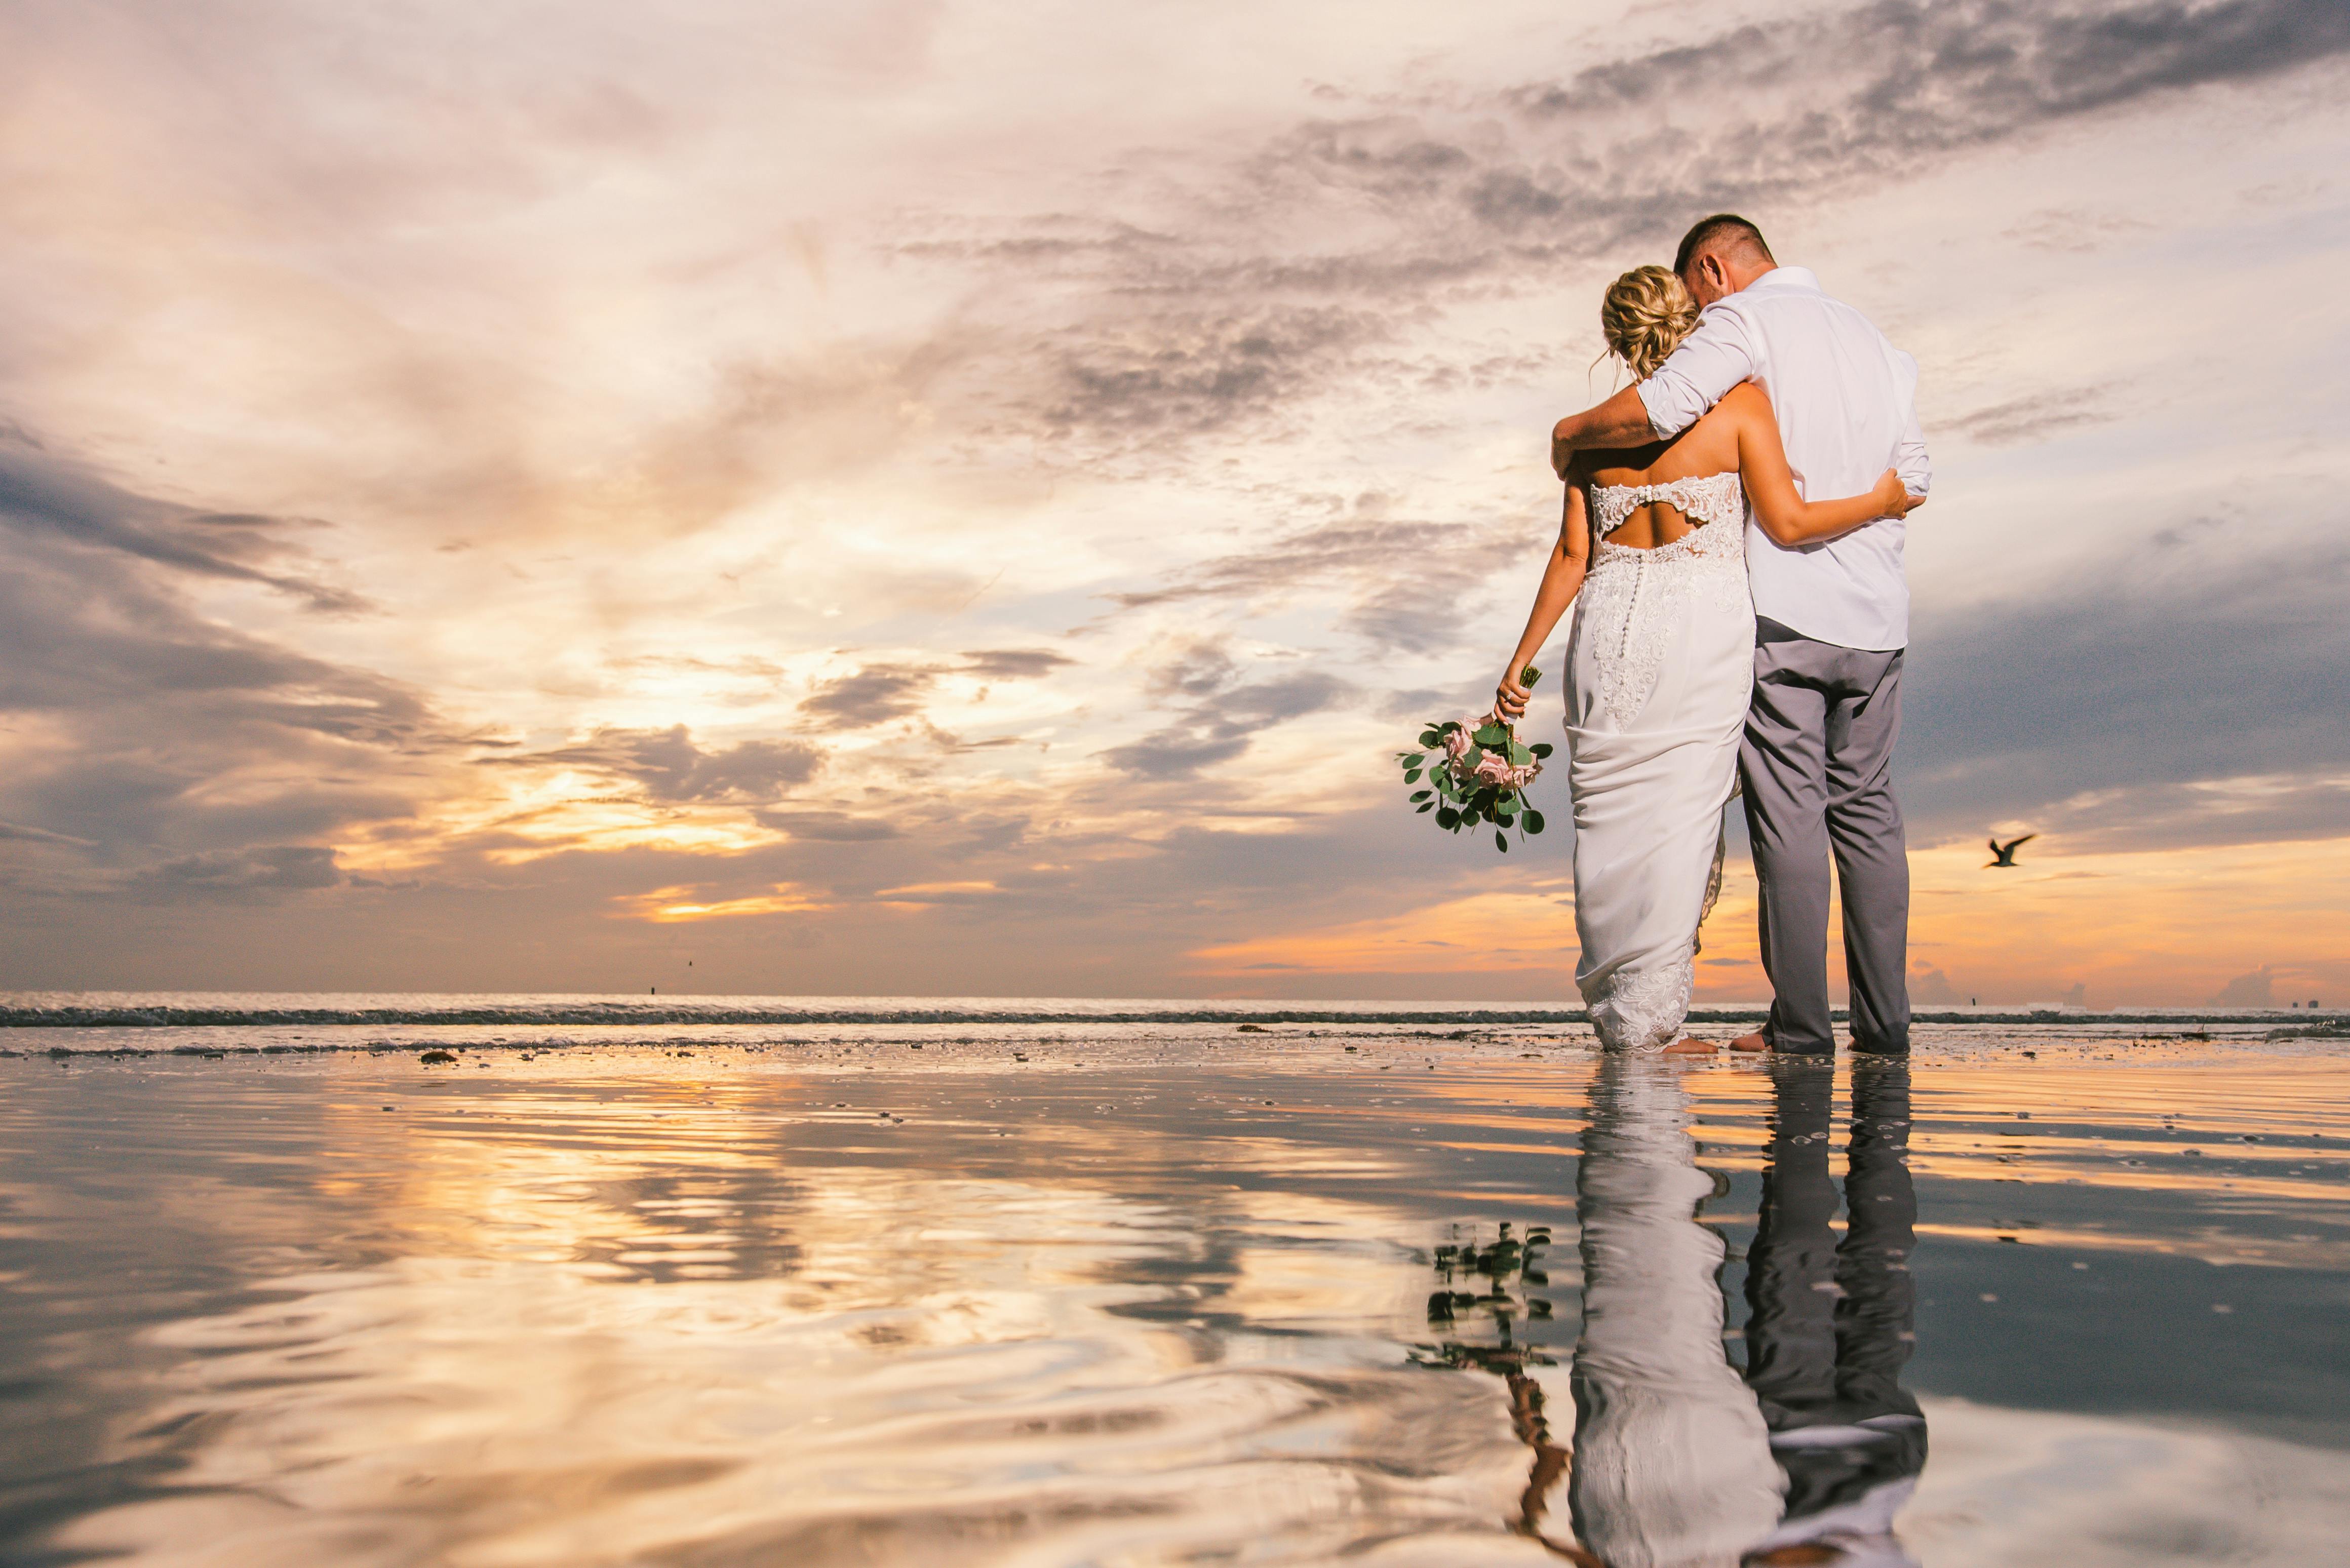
1549, 384, 1664, 476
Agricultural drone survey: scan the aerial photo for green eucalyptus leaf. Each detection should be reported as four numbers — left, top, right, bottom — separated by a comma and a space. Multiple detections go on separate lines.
1417, 801, 1435, 813
1530, 742, 1554, 759
1409, 790, 1432, 802
1495, 830, 1509, 852
1508, 741, 1532, 765
1435, 807, 1459, 830
1404, 768, 1423, 783
1524, 809, 1546, 834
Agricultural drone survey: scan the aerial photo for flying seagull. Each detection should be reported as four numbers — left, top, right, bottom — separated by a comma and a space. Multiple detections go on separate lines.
1985, 834, 2036, 868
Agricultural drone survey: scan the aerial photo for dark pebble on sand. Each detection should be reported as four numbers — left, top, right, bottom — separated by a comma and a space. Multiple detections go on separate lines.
419, 1050, 456, 1064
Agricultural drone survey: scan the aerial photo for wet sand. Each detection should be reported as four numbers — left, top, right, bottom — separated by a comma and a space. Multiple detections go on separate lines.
3, 1014, 2346, 1565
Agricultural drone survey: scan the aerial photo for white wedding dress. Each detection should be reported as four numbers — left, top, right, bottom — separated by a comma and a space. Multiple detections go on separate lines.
1565, 472, 1755, 1052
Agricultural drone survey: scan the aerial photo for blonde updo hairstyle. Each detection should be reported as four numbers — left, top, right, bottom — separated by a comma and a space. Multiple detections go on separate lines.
1600, 264, 1699, 380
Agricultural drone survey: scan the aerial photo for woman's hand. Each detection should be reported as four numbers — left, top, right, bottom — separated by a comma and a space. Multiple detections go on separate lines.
1494, 666, 1533, 722
1873, 468, 1926, 520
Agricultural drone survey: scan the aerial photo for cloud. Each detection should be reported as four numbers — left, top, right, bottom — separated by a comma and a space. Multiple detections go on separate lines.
2003, 776, 2350, 857
0, 820, 96, 847
799, 665, 935, 727
1041, 304, 1389, 442
1112, 514, 1537, 656
2210, 964, 2274, 1006
1486, 0, 2350, 224
1943, 387, 2122, 448
920, 2, 2350, 460
1101, 672, 1352, 779
1902, 527, 2350, 848
2001, 206, 2159, 253
1098, 729, 1254, 780
788, 653, 1068, 733
1910, 965, 1962, 1004
0, 438, 363, 613
0, 435, 453, 876
958, 648, 1074, 680
510, 725, 824, 802
133, 845, 342, 897
752, 810, 900, 841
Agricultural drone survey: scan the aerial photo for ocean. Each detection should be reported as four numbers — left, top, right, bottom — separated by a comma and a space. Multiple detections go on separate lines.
4, 994, 2345, 1565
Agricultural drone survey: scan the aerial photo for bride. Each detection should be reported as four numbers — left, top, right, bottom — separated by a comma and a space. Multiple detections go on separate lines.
1495, 266, 1921, 1054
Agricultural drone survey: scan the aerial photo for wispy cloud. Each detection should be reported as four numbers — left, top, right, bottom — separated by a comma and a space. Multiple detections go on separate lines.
917, 0, 2350, 463
502, 726, 825, 803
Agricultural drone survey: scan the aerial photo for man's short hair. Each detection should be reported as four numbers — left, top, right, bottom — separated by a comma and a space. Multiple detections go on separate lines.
1673, 214, 1774, 278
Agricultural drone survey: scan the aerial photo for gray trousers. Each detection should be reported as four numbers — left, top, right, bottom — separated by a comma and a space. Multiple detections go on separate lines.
1738, 618, 1910, 1054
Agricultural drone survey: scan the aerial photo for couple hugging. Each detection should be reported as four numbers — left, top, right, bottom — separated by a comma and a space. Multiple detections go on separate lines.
1495, 214, 1930, 1058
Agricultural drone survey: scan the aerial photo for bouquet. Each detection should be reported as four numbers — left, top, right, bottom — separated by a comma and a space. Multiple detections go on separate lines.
1397, 665, 1554, 853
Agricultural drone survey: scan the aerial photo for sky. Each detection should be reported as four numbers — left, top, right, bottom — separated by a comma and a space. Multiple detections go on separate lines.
2, 0, 2345, 1005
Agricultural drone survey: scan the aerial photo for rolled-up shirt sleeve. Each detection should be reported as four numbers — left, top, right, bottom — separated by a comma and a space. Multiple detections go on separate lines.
1890, 347, 1931, 496
1895, 407, 1931, 497
1636, 305, 1758, 439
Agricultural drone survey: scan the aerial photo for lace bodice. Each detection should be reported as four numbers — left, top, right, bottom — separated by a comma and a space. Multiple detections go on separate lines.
1589, 471, 1745, 539
1575, 473, 1749, 741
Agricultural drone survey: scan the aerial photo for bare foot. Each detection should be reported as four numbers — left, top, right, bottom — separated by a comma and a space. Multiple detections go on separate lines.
1662, 1036, 1717, 1055
1728, 1031, 1770, 1053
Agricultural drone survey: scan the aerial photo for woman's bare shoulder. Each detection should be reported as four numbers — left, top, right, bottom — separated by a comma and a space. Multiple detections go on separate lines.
1679, 383, 1768, 465
1701, 380, 1767, 425
1708, 381, 1771, 422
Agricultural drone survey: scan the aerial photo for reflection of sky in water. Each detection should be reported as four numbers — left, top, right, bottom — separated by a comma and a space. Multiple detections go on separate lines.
2, 1026, 2346, 1565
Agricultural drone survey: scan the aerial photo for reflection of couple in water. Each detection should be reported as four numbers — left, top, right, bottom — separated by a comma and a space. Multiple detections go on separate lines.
1456, 1057, 1925, 1567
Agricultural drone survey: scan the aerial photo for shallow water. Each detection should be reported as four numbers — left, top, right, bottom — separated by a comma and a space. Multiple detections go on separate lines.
3, 1004, 2347, 1566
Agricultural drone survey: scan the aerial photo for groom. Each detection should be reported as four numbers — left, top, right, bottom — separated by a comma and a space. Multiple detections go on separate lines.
1549, 215, 1931, 1056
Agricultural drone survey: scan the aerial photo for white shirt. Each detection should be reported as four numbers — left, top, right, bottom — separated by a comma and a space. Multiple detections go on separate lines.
1637, 267, 1930, 651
